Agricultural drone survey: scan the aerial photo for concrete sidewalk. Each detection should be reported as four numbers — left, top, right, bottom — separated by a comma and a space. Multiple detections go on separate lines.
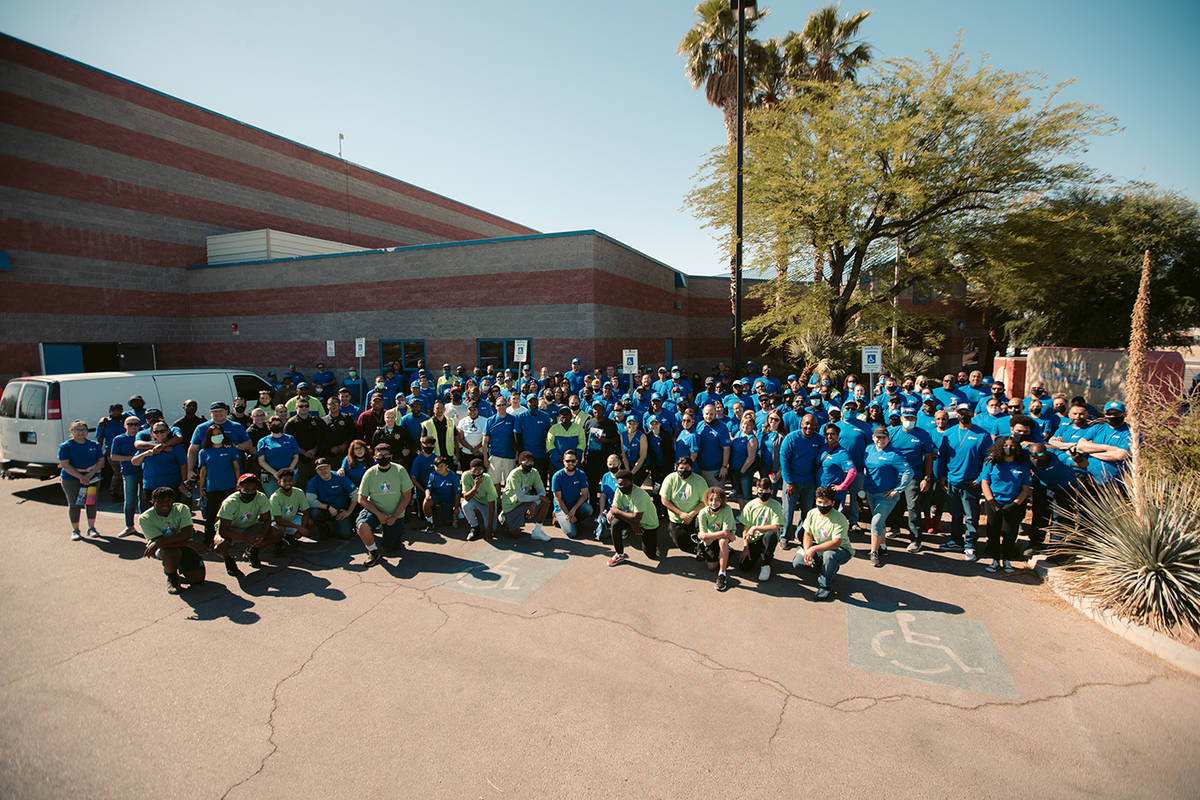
0, 480, 1196, 799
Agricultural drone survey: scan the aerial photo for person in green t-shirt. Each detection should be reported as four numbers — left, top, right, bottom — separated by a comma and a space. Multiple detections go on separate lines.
796, 485, 855, 601
355, 443, 414, 565
695, 486, 738, 591
215, 473, 279, 577
460, 458, 498, 540
737, 476, 784, 581
499, 451, 551, 541
138, 486, 205, 593
605, 469, 661, 566
658, 456, 709, 558
269, 468, 313, 550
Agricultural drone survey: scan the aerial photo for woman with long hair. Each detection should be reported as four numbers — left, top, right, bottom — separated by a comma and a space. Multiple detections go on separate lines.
980, 435, 1032, 574
339, 439, 372, 486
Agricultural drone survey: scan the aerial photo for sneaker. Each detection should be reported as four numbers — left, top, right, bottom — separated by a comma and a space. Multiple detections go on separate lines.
365, 549, 383, 566
879, 541, 887, 552
758, 564, 771, 581
530, 526, 551, 542
716, 573, 729, 592
86, 526, 101, 538
869, 550, 882, 567
985, 560, 999, 573
964, 548, 977, 562
225, 557, 244, 577
814, 588, 835, 602
1002, 561, 1016, 574
607, 552, 628, 567
248, 549, 262, 569
466, 526, 480, 541
905, 541, 921, 553
166, 573, 183, 594
422, 522, 436, 534
70, 529, 82, 541
120, 527, 138, 538
781, 537, 796, 550
939, 541, 963, 552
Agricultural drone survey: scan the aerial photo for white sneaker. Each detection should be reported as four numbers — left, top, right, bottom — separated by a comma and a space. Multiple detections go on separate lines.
758, 564, 771, 581
964, 548, 977, 562
70, 529, 82, 541
530, 526, 551, 541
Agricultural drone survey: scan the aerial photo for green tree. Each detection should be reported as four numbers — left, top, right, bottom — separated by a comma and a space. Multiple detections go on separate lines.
797, 5, 873, 83
686, 42, 1116, 342
961, 186, 1200, 348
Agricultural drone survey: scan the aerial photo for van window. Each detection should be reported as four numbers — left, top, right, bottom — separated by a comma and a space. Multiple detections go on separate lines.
0, 381, 21, 418
17, 383, 47, 420
234, 374, 273, 401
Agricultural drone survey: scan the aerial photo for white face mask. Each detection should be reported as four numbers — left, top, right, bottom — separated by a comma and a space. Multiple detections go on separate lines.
901, 419, 916, 431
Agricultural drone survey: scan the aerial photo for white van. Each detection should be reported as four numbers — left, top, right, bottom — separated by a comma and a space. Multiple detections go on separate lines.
0, 369, 274, 479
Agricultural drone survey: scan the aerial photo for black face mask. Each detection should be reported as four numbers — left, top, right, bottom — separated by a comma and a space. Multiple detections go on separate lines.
269, 424, 283, 433
1033, 456, 1050, 467
609, 466, 620, 475
1003, 445, 1015, 456
239, 490, 256, 502
1107, 414, 1125, 427
375, 456, 391, 467
1010, 432, 1025, 444
678, 467, 692, 477
756, 491, 772, 500
234, 405, 245, 412
816, 505, 834, 515
617, 484, 632, 495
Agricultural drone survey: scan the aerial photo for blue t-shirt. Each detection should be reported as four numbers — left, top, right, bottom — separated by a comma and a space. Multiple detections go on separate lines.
779, 430, 823, 484
863, 446, 914, 494
109, 433, 141, 476
566, 369, 588, 394
426, 469, 460, 502
759, 430, 784, 473
141, 443, 187, 490
887, 425, 935, 475
410, 452, 436, 489
932, 386, 965, 410
399, 412, 427, 444
311, 370, 335, 388
939, 425, 993, 486
58, 438, 103, 479
817, 446, 856, 490
484, 414, 517, 459
730, 429, 756, 471
551, 468, 589, 512
257, 434, 301, 471
307, 472, 357, 509
190, 419, 250, 447
1083, 423, 1133, 484
600, 470, 619, 505
96, 417, 127, 454
514, 409, 553, 458
1032, 451, 1077, 491
834, 421, 868, 468
1053, 422, 1093, 448
981, 459, 1032, 504
198, 445, 240, 492
672, 429, 698, 462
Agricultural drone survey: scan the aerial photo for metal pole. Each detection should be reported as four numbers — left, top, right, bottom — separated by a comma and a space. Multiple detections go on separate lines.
891, 238, 899, 354
733, 0, 745, 368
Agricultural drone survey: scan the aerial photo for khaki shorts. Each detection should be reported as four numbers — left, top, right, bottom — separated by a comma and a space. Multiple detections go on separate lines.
488, 456, 516, 486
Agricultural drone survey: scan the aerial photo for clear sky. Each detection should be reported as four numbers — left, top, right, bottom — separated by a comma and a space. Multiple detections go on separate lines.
3, 0, 1197, 277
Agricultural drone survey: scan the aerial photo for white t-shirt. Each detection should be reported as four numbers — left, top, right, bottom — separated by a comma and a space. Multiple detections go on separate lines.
456, 414, 486, 454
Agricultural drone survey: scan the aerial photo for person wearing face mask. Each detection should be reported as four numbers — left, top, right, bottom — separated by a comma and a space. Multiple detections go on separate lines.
409, 436, 439, 529
419, 456, 461, 531
604, 468, 661, 567
888, 408, 936, 553
779, 413, 824, 549
980, 436, 1032, 573
693, 487, 738, 590
1074, 401, 1133, 485
659, 456, 709, 558
139, 486, 206, 594
938, 404, 993, 561
976, 397, 1009, 438
355, 444, 413, 564
1021, 381, 1048, 413
198, 422, 241, 546
863, 427, 914, 567
1050, 393, 1070, 429
736, 477, 785, 581
96, 402, 129, 501
1024, 398, 1058, 440
1025, 443, 1077, 555
364, 376, 393, 410
187, 402, 251, 479
974, 380, 1010, 416
214, 473, 279, 576
229, 397, 252, 429
795, 486, 856, 601
498, 451, 552, 540
256, 415, 300, 497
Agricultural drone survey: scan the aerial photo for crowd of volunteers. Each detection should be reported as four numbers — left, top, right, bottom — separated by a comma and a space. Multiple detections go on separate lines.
55, 357, 1133, 598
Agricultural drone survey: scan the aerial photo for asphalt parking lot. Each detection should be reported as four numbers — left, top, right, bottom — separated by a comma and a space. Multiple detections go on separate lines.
1, 479, 1197, 799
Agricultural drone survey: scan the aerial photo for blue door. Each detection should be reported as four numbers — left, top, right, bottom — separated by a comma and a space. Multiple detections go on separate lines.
41, 344, 84, 375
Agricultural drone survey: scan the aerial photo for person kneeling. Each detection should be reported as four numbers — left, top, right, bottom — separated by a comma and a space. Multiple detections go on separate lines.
498, 451, 551, 540
269, 468, 313, 554
460, 458, 498, 541
737, 477, 784, 581
605, 469, 660, 566
214, 473, 281, 576
139, 486, 206, 593
695, 487, 738, 591
794, 486, 856, 601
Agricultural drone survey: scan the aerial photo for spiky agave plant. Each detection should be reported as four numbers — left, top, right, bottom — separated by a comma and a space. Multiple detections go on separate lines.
1051, 473, 1200, 634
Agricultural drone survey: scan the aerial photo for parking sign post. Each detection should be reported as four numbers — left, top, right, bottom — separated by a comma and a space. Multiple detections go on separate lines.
861, 345, 883, 394
622, 349, 638, 375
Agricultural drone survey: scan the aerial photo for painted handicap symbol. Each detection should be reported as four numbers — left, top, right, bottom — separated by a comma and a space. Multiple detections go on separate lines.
871, 611, 983, 676
457, 552, 523, 592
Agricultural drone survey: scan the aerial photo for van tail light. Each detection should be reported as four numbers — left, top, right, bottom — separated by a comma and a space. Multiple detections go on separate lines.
47, 399, 61, 420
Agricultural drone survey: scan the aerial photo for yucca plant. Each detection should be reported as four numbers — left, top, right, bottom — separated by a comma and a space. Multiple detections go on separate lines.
880, 345, 937, 379
1050, 472, 1200, 634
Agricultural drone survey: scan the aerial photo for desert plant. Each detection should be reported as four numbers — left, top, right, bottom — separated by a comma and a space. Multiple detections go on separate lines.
785, 330, 860, 385
880, 346, 937, 379
1051, 472, 1200, 634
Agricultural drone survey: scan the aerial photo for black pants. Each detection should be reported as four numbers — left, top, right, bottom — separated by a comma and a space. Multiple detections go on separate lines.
985, 501, 1024, 561
743, 530, 780, 568
614, 519, 663, 558
203, 488, 235, 546
668, 520, 697, 555
1029, 484, 1050, 545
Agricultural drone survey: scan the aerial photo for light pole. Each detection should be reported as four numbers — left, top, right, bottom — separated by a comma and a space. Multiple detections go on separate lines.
732, 0, 756, 369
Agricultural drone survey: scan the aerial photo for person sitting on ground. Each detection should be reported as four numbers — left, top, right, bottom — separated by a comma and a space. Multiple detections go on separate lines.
604, 468, 661, 567
695, 486, 738, 592
551, 449, 592, 539
306, 457, 358, 539
139, 486, 206, 594
737, 476, 784, 581
795, 486, 855, 601
214, 473, 280, 577
269, 468, 313, 552
593, 453, 623, 544
498, 451, 552, 541
659, 455, 708, 558
423, 456, 461, 531
460, 458, 498, 541
354, 443, 413, 565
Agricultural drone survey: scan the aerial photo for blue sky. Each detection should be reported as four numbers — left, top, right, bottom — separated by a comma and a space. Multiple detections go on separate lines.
3, 0, 1197, 277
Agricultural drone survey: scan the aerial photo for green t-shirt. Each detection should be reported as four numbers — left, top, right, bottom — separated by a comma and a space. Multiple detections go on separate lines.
501, 466, 544, 513
270, 487, 310, 521
739, 498, 784, 542
138, 502, 194, 541
801, 507, 855, 555
697, 504, 736, 536
359, 464, 414, 516
659, 472, 709, 523
217, 491, 271, 528
461, 472, 498, 504
612, 485, 659, 530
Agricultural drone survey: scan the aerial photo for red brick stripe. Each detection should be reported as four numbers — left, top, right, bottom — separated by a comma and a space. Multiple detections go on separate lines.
1, 36, 535, 236
0, 219, 204, 267
0, 281, 182, 314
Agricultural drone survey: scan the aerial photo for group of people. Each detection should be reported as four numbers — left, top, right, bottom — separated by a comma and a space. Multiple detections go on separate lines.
56, 357, 1133, 598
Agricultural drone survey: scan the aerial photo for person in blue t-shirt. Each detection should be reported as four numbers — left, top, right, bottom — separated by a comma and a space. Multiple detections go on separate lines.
938, 404, 993, 561
694, 404, 732, 487
1024, 398, 1059, 440
306, 458, 359, 539
863, 427, 915, 567
817, 424, 858, 507
980, 436, 1032, 572
311, 361, 336, 400
283, 364, 306, 386
888, 408, 937, 552
779, 413, 824, 547
551, 450, 592, 538
256, 415, 301, 496
57, 419, 105, 540
109, 416, 145, 533
340, 369, 366, 406
96, 403, 129, 500
1076, 401, 1133, 485
197, 423, 242, 544
1027, 442, 1077, 552
483, 401, 518, 486
132, 421, 188, 504
565, 358, 589, 395
423, 456, 461, 529
514, 395, 554, 485
932, 374, 965, 411
188, 402, 252, 477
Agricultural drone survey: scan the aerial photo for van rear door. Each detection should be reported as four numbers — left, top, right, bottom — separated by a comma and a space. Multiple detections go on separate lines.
0, 379, 65, 476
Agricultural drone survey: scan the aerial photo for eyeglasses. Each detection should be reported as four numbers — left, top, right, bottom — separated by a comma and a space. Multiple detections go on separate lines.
563, 459, 577, 464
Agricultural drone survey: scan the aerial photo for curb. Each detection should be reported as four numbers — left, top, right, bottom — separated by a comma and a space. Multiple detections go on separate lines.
1031, 554, 1200, 678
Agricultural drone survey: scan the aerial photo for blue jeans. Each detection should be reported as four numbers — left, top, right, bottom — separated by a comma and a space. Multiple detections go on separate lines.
732, 469, 755, 501
868, 491, 902, 539
793, 546, 852, 590
122, 473, 142, 528
946, 482, 982, 550
554, 502, 594, 538
782, 480, 816, 542
312, 507, 354, 539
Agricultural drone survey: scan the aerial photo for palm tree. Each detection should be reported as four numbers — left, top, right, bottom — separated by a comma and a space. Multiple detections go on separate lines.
799, 4, 873, 84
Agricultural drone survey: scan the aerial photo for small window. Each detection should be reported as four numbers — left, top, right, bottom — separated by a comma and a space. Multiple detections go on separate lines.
17, 382, 47, 420
477, 339, 529, 372
235, 374, 274, 405
0, 381, 21, 418
380, 340, 426, 371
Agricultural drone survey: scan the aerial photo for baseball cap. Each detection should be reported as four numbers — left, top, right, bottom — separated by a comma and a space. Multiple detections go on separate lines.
745, 360, 754, 367
650, 393, 662, 401
236, 473, 259, 485
209, 401, 230, 411
901, 406, 918, 417
572, 357, 581, 364
956, 402, 972, 411
787, 374, 797, 381
1104, 400, 1127, 413
442, 363, 451, 369
671, 365, 681, 372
